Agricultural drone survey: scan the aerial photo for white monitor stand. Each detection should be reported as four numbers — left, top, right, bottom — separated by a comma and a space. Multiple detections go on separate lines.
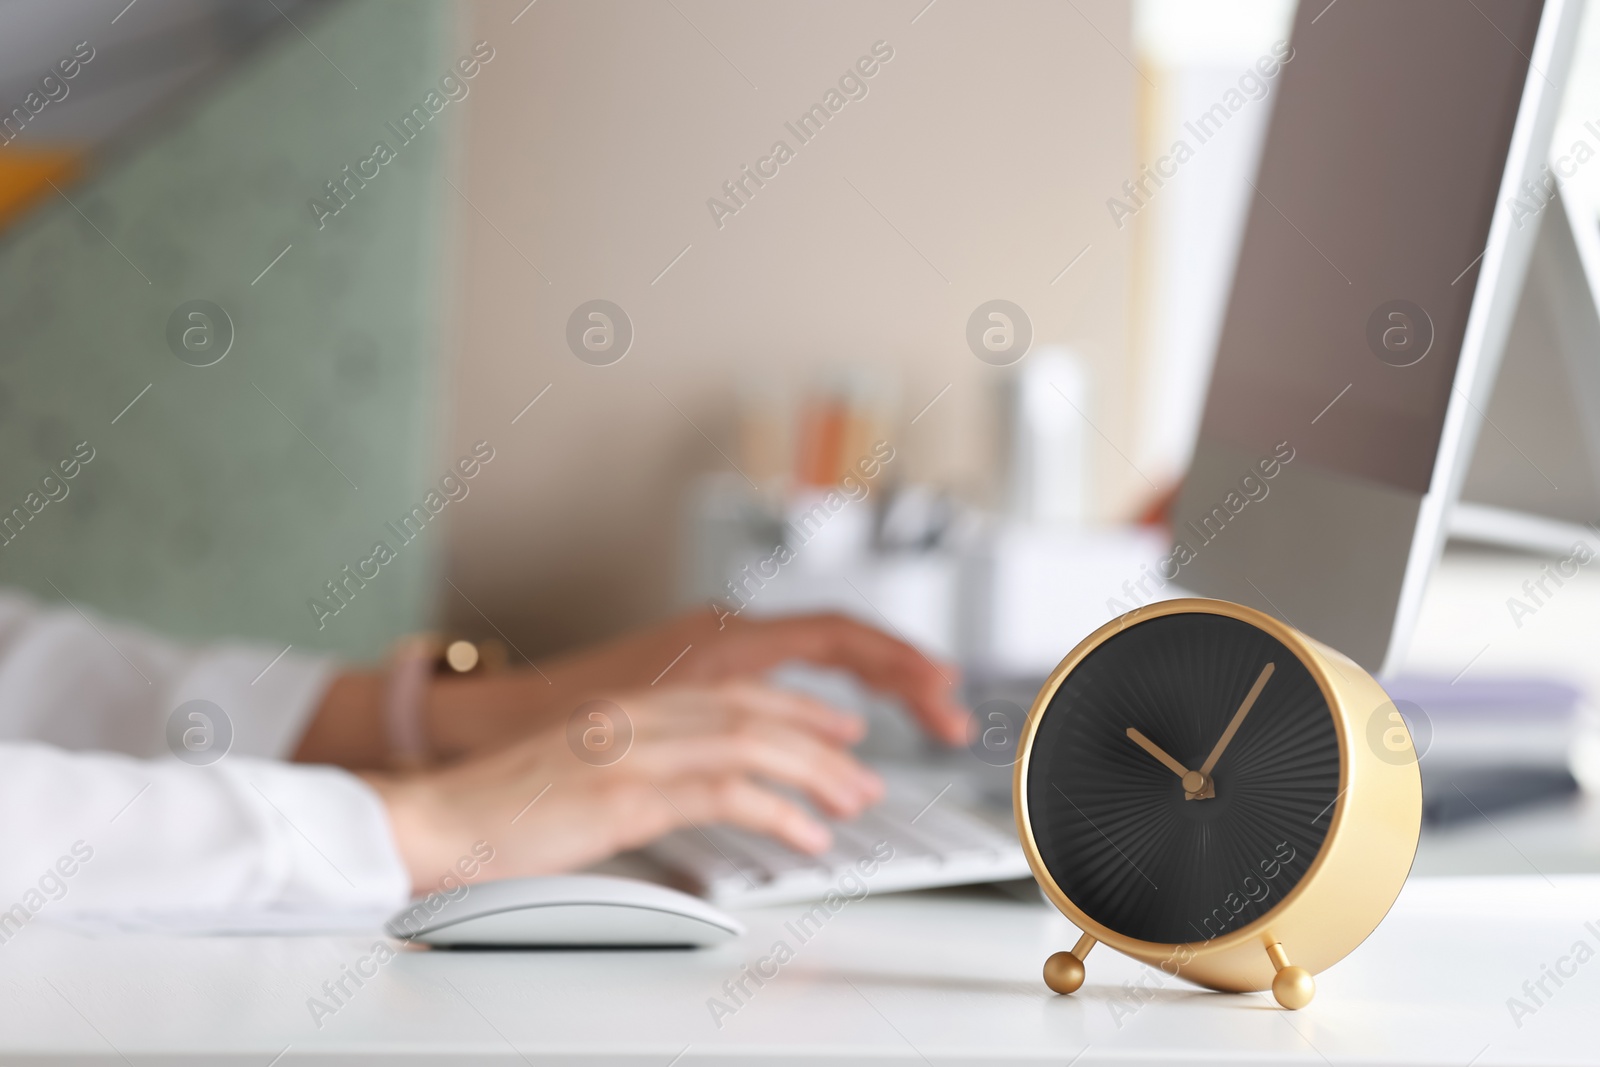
1453, 182, 1600, 554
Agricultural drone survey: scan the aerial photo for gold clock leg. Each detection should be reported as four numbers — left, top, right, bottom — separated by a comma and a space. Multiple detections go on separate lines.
1266, 942, 1315, 1009
1044, 932, 1096, 995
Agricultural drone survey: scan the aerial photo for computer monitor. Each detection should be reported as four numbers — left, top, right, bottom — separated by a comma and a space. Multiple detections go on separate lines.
1172, 0, 1584, 674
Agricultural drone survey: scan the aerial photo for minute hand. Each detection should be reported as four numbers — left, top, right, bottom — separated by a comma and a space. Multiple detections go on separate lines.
1199, 662, 1276, 777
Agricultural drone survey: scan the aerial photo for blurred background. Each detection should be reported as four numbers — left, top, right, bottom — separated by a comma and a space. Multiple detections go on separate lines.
5, 0, 1600, 725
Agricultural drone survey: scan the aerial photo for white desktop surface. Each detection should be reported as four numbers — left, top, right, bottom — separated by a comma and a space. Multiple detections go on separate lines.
2, 868, 1596, 1065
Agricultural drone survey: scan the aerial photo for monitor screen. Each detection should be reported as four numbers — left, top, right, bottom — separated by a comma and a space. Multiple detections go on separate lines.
1198, 0, 1543, 496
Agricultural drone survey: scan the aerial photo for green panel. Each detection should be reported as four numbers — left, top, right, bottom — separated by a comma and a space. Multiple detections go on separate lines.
0, 0, 455, 660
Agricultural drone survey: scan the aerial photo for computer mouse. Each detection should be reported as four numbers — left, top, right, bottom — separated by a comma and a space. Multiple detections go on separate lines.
385, 874, 745, 948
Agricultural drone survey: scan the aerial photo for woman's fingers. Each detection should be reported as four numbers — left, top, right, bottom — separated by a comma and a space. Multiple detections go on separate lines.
722, 683, 868, 745
750, 614, 968, 745
624, 684, 866, 746
647, 774, 833, 855
628, 722, 882, 818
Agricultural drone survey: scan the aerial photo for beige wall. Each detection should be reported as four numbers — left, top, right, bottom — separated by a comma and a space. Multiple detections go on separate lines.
444, 0, 1137, 655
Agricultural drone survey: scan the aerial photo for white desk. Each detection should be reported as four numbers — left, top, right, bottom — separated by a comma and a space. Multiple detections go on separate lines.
2, 866, 1596, 1065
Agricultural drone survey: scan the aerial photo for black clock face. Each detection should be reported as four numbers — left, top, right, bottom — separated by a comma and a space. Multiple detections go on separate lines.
1024, 611, 1341, 946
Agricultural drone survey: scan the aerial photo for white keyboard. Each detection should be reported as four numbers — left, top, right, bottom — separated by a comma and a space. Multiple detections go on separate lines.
644, 772, 1033, 907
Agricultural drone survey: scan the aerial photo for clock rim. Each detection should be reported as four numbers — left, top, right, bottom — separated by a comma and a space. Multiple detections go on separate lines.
1014, 597, 1353, 959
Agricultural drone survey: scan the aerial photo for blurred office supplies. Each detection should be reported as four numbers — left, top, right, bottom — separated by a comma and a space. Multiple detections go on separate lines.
1383, 675, 1589, 824
791, 372, 894, 490
876, 484, 960, 553
1424, 766, 1580, 825
960, 521, 1169, 679
1386, 676, 1585, 770
1006, 347, 1089, 525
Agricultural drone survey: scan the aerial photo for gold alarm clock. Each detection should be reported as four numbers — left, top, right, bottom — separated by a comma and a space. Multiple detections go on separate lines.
1014, 598, 1421, 1009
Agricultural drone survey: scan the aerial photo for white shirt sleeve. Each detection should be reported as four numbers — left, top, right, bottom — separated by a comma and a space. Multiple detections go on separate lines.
0, 592, 409, 914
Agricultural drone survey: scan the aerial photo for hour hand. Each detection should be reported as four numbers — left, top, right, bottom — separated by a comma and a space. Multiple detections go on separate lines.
1126, 728, 1191, 779
1126, 728, 1212, 799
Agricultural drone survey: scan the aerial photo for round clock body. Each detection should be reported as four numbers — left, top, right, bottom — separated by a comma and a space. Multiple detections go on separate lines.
1015, 598, 1422, 994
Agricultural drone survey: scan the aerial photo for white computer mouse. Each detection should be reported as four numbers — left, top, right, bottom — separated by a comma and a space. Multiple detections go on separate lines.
385, 874, 745, 948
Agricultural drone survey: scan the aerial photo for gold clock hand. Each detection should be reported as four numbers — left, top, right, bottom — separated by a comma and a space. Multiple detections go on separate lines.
1125, 728, 1192, 779
1198, 661, 1276, 778
1128, 728, 1212, 799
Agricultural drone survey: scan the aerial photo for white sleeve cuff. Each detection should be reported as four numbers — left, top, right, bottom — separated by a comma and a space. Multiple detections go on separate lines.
0, 743, 410, 914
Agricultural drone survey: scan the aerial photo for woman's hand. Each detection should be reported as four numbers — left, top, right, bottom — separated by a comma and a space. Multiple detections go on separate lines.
298, 611, 967, 772
363, 682, 883, 895
300, 607, 972, 777
510, 610, 968, 743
